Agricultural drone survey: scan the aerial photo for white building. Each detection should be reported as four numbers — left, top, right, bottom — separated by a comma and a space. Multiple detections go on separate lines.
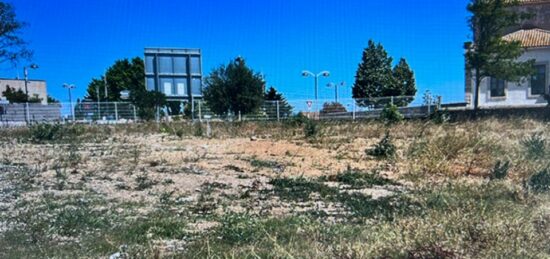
0, 78, 48, 105
465, 0, 550, 109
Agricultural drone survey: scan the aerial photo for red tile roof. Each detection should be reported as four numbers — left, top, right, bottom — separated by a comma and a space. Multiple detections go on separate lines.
503, 28, 550, 47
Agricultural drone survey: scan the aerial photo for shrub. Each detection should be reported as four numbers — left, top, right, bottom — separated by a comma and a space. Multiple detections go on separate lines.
489, 160, 510, 181
194, 122, 204, 137
303, 119, 319, 139
380, 103, 404, 124
321, 168, 398, 188
367, 132, 396, 158
528, 168, 550, 192
135, 174, 157, 190
29, 123, 62, 142
430, 109, 450, 124
286, 112, 309, 126
521, 133, 546, 160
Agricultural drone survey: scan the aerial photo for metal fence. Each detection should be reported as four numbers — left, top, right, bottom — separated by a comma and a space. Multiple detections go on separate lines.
189, 96, 443, 121
0, 101, 139, 127
0, 95, 451, 127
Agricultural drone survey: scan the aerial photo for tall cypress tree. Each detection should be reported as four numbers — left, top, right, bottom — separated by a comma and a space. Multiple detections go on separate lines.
264, 86, 293, 118
353, 40, 395, 107
392, 58, 416, 106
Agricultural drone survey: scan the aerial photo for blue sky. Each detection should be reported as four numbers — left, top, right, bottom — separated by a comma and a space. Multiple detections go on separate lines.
4, 0, 470, 103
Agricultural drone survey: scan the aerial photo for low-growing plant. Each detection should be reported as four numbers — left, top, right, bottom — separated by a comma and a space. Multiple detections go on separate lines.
29, 123, 62, 143
194, 122, 204, 137
430, 109, 450, 124
321, 168, 397, 188
489, 160, 510, 181
286, 112, 309, 127
380, 103, 404, 124
367, 131, 396, 158
303, 119, 319, 139
528, 168, 550, 192
135, 174, 157, 190
521, 133, 546, 160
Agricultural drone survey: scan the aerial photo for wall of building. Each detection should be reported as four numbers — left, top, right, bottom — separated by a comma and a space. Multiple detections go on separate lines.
468, 47, 550, 108
144, 48, 203, 101
510, 2, 550, 33
0, 79, 48, 105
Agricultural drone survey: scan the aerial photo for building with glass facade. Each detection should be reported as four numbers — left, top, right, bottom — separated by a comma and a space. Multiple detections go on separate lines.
144, 48, 203, 101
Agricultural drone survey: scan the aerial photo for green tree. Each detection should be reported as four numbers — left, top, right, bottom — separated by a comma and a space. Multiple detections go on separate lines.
204, 57, 265, 115
352, 40, 417, 108
0, 2, 32, 66
85, 57, 166, 120
132, 90, 167, 120
264, 86, 293, 118
353, 40, 394, 108
2, 86, 41, 103
392, 58, 416, 106
47, 95, 59, 104
466, 0, 534, 111
85, 57, 145, 102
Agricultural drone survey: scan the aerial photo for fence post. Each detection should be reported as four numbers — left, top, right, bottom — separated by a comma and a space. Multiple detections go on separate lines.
276, 101, 280, 122
133, 104, 137, 122
238, 111, 242, 122
427, 97, 431, 115
25, 102, 30, 125
437, 96, 442, 110
391, 96, 394, 105
156, 105, 160, 124
71, 102, 75, 122
198, 101, 202, 122
352, 102, 356, 121
114, 102, 119, 121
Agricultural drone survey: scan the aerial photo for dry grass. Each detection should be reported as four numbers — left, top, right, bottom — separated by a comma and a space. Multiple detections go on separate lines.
1, 118, 550, 257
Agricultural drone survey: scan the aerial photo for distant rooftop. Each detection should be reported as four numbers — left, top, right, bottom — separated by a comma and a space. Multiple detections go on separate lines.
503, 28, 550, 48
144, 48, 201, 55
0, 78, 46, 82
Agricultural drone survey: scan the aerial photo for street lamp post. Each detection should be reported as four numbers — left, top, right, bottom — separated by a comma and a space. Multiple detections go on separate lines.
23, 64, 39, 124
301, 70, 330, 100
63, 83, 76, 122
326, 81, 346, 103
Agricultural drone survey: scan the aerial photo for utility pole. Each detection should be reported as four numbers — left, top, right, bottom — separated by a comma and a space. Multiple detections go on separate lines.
23, 64, 39, 125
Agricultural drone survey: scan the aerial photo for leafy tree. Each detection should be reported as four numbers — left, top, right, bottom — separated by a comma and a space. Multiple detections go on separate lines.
85, 57, 166, 120
264, 86, 293, 118
47, 95, 59, 104
2, 86, 41, 103
132, 90, 167, 120
85, 57, 145, 102
466, 0, 534, 111
204, 57, 265, 115
392, 58, 416, 106
352, 40, 416, 108
0, 2, 32, 66
320, 102, 347, 114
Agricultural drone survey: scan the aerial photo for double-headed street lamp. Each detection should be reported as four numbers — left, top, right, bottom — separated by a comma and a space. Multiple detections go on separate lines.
63, 83, 76, 121
301, 70, 330, 100
326, 81, 346, 103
